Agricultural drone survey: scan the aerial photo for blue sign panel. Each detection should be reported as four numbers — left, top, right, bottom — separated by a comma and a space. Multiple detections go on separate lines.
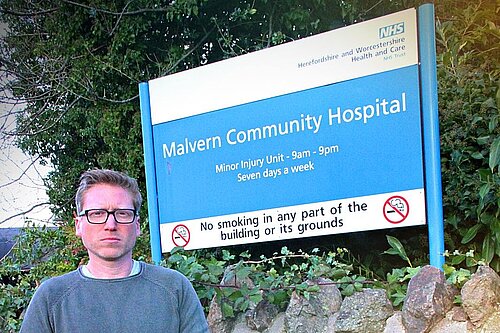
153, 65, 423, 223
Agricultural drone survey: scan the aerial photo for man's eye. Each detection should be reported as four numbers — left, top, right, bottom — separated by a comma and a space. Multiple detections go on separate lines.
90, 211, 105, 217
117, 211, 133, 217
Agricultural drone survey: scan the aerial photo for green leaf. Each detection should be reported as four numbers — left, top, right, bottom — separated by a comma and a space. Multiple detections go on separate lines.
461, 224, 482, 244
471, 152, 484, 160
235, 266, 252, 280
222, 302, 234, 318
222, 250, 235, 261
482, 235, 495, 263
477, 136, 490, 145
480, 212, 497, 226
479, 184, 491, 200
489, 137, 500, 171
451, 254, 466, 265
307, 285, 320, 293
385, 235, 410, 265
249, 292, 263, 304
386, 236, 405, 255
268, 290, 288, 307
446, 215, 460, 229
405, 267, 422, 279
482, 97, 496, 109
489, 115, 498, 133
234, 298, 249, 312
387, 268, 404, 283
342, 284, 355, 296
390, 290, 406, 307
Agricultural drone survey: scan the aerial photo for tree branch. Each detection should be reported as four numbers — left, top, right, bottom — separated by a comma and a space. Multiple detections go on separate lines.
11, 96, 80, 136
163, 25, 216, 76
0, 201, 51, 225
0, 7, 58, 17
61, 0, 171, 16
0, 155, 41, 189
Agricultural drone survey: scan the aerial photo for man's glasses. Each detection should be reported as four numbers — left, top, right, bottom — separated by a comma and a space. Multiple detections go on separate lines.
79, 209, 137, 224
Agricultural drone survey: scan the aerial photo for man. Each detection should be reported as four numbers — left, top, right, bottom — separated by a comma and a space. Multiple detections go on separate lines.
20, 169, 209, 332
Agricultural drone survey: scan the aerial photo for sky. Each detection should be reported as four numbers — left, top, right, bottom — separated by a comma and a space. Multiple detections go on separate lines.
0, 107, 54, 228
0, 21, 54, 228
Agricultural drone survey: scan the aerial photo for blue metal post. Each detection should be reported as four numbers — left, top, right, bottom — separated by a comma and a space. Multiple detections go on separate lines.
418, 3, 445, 269
139, 82, 162, 264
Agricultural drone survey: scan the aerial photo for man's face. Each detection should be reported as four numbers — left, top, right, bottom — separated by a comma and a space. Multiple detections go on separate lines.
75, 184, 140, 263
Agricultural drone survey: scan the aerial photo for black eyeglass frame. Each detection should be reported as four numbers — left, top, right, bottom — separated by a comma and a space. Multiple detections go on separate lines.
78, 209, 138, 224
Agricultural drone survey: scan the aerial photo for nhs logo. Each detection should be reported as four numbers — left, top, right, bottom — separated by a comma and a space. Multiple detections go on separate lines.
379, 22, 405, 38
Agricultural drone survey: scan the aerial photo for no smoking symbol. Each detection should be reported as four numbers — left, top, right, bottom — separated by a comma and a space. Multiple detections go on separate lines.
383, 196, 409, 224
172, 224, 190, 247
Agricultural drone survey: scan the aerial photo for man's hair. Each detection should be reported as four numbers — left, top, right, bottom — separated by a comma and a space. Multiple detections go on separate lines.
75, 169, 142, 214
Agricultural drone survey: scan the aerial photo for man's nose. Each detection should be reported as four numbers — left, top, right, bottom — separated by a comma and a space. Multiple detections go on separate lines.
104, 213, 118, 229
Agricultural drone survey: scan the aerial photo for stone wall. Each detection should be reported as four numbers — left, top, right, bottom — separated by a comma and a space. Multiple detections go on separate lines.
207, 265, 500, 333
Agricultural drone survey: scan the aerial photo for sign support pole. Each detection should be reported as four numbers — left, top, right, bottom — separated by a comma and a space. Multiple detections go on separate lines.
139, 82, 162, 264
418, 3, 445, 269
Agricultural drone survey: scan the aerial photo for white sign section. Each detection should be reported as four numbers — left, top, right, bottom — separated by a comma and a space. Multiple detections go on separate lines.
143, 8, 425, 252
149, 8, 418, 124
160, 189, 425, 252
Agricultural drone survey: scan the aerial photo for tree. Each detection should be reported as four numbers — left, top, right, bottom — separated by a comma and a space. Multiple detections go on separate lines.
0, 0, 416, 225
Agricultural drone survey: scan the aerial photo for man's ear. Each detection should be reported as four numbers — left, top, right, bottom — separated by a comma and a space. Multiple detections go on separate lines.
74, 212, 82, 237
135, 216, 141, 237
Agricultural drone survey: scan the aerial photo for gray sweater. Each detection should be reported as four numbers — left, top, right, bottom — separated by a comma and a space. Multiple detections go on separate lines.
20, 262, 210, 332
